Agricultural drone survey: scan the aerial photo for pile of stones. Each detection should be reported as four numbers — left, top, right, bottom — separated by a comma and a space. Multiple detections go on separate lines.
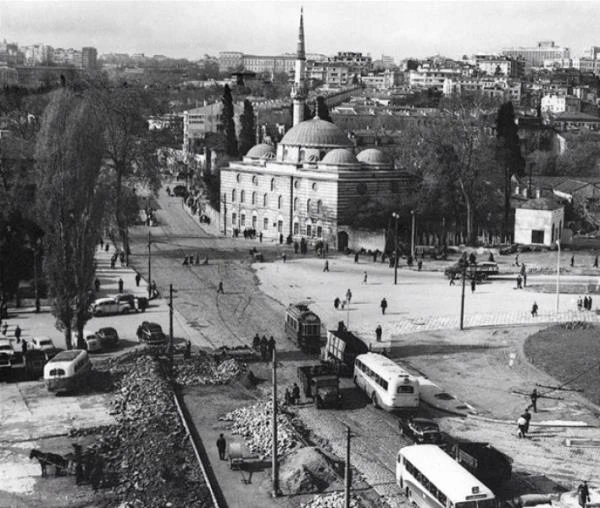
173, 353, 244, 386
301, 492, 362, 508
219, 398, 299, 456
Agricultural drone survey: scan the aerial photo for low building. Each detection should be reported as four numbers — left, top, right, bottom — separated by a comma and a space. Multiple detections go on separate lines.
549, 111, 600, 131
361, 69, 401, 89
443, 77, 521, 102
475, 55, 525, 78
182, 101, 243, 154
541, 94, 581, 114
514, 197, 564, 246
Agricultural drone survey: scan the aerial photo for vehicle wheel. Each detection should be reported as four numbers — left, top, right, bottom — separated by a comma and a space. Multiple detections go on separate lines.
122, 308, 129, 314
371, 392, 379, 408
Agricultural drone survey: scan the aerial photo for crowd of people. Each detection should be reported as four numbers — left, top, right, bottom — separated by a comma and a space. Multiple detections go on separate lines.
251, 333, 276, 361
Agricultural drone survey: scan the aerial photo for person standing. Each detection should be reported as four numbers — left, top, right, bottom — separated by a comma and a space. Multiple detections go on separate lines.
135, 272, 141, 287
522, 407, 532, 435
334, 297, 340, 310
260, 336, 268, 361
291, 382, 301, 404
517, 414, 527, 438
217, 281, 224, 294
531, 301, 538, 317
417, 259, 423, 271
589, 296, 593, 311
259, 232, 263, 243
471, 279, 476, 293
375, 324, 382, 342
521, 263, 527, 287
14, 325, 21, 343
595, 255, 599, 269
323, 260, 329, 272
571, 255, 575, 267
380, 298, 388, 315
346, 289, 352, 304
516, 275, 522, 289
267, 336, 276, 358
354, 252, 359, 263
253, 333, 260, 351
363, 271, 368, 284
578, 481, 591, 508
94, 278, 100, 292
530, 388, 539, 413
578, 296, 583, 311
216, 434, 227, 460
118, 278, 124, 293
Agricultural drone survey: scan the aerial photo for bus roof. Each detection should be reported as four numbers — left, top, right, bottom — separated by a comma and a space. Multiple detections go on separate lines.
49, 349, 87, 363
400, 445, 494, 500
356, 353, 413, 379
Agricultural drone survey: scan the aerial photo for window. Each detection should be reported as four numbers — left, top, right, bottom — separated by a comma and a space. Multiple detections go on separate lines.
293, 223, 299, 235
277, 220, 283, 233
252, 191, 256, 205
270, 178, 275, 191
307, 199, 311, 214
263, 217, 269, 230
263, 193, 268, 206
278, 196, 282, 209
294, 179, 300, 189
240, 190, 245, 203
312, 182, 318, 191
293, 197, 298, 211
236, 173, 241, 183
317, 200, 322, 214
531, 230, 544, 244
240, 214, 246, 227
232, 189, 236, 202
252, 215, 257, 228
317, 226, 322, 237
307, 224, 312, 237
232, 212, 237, 225
252, 175, 258, 185
398, 385, 414, 393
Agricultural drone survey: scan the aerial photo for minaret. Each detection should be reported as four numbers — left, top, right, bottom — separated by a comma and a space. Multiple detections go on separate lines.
291, 8, 307, 126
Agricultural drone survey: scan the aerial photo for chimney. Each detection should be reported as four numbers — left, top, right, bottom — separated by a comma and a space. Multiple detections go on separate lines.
535, 188, 541, 199
522, 187, 528, 198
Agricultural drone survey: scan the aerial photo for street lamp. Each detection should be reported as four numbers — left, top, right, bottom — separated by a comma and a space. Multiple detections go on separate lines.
556, 240, 561, 314
410, 210, 416, 261
392, 212, 400, 285
33, 238, 41, 313
147, 229, 152, 299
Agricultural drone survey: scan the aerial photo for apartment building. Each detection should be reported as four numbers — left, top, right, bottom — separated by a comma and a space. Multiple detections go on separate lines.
502, 41, 570, 69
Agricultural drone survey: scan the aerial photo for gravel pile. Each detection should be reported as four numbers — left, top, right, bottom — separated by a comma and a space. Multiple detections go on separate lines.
219, 398, 299, 456
301, 492, 362, 508
173, 353, 244, 386
71, 352, 212, 507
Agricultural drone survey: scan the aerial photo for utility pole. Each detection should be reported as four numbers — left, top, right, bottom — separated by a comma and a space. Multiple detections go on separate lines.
460, 263, 466, 330
169, 284, 174, 355
392, 212, 399, 285
345, 426, 351, 508
410, 210, 416, 260
33, 241, 40, 313
272, 347, 279, 497
147, 229, 152, 299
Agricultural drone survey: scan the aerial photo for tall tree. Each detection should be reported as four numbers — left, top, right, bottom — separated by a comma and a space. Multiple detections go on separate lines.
496, 101, 525, 235
316, 96, 333, 122
34, 90, 106, 348
238, 99, 256, 156
222, 84, 238, 156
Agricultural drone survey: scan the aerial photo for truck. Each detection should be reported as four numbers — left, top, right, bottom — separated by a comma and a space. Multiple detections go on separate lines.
297, 363, 342, 409
0, 338, 46, 380
321, 322, 369, 376
450, 441, 512, 490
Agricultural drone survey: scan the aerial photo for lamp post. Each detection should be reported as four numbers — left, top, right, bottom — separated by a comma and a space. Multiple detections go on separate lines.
33, 238, 41, 313
392, 212, 400, 285
410, 210, 416, 260
556, 240, 561, 314
147, 229, 152, 299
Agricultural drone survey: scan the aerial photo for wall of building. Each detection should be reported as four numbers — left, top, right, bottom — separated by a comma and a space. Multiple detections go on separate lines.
338, 227, 386, 252
514, 207, 564, 246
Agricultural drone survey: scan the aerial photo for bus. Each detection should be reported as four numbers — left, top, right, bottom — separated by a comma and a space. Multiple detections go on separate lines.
353, 353, 419, 411
44, 349, 91, 393
397, 445, 497, 508
285, 303, 322, 354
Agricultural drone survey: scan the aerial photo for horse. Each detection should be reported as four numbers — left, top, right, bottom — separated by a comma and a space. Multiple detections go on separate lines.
29, 449, 68, 477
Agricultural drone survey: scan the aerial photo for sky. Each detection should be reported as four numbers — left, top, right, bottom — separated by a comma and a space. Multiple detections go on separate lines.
2, 0, 600, 61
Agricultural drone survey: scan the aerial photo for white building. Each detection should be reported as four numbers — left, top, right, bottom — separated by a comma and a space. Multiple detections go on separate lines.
182, 101, 243, 154
540, 94, 581, 114
514, 197, 564, 247
408, 67, 461, 89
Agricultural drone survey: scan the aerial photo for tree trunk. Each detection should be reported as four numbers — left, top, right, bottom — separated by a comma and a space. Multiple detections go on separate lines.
64, 325, 72, 350
503, 166, 510, 237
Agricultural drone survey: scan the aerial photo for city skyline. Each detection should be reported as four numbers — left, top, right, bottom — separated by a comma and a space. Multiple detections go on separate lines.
1, 1, 600, 61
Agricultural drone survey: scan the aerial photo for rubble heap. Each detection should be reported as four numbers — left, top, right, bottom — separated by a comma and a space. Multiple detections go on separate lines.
172, 353, 244, 386
301, 492, 363, 508
219, 399, 299, 456
279, 446, 338, 495
72, 352, 212, 507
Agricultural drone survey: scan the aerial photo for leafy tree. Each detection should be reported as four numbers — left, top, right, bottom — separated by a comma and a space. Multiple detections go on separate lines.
238, 99, 256, 156
34, 90, 107, 348
316, 96, 333, 122
496, 101, 525, 235
222, 84, 238, 156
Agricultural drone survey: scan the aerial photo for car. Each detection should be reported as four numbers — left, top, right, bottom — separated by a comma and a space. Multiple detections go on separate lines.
82, 331, 102, 353
172, 185, 188, 197
115, 294, 138, 312
96, 327, 119, 348
31, 336, 56, 352
136, 321, 166, 347
89, 297, 132, 316
399, 417, 443, 444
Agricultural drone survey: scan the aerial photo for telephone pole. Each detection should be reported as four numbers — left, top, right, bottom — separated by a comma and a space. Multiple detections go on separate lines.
460, 263, 466, 330
345, 426, 351, 508
169, 284, 174, 355
272, 347, 279, 497
147, 229, 152, 299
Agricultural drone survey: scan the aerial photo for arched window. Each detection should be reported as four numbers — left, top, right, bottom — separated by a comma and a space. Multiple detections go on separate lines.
307, 199, 311, 214
293, 197, 298, 211
278, 195, 282, 209
240, 190, 245, 203
252, 191, 256, 205
270, 178, 275, 191
232, 189, 236, 202
263, 193, 268, 206
236, 173, 241, 183
317, 200, 322, 214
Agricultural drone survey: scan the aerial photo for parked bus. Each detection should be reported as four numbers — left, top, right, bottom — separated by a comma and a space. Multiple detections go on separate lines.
353, 353, 419, 410
285, 303, 322, 354
397, 445, 497, 508
44, 349, 91, 393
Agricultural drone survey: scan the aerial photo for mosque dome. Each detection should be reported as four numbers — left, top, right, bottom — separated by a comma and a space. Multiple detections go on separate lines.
280, 118, 352, 148
245, 143, 276, 159
356, 148, 392, 168
320, 149, 359, 165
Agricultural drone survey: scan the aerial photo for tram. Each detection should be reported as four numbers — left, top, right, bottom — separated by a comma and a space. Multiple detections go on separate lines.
285, 303, 322, 354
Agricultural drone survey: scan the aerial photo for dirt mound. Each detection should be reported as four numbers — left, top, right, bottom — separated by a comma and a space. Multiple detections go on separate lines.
279, 447, 338, 495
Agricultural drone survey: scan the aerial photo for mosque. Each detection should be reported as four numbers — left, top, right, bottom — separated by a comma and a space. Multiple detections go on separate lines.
220, 10, 415, 250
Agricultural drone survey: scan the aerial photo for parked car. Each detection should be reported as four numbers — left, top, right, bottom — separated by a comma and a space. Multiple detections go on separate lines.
96, 327, 119, 348
83, 331, 102, 353
172, 185, 188, 197
115, 294, 137, 312
399, 417, 443, 444
89, 297, 132, 316
31, 336, 56, 353
136, 321, 166, 347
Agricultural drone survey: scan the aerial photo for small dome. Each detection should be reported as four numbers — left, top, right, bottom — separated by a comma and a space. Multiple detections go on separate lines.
280, 118, 352, 148
357, 148, 390, 165
320, 149, 359, 165
245, 143, 275, 159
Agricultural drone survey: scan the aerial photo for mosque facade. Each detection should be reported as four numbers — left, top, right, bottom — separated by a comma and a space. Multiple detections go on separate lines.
220, 10, 415, 250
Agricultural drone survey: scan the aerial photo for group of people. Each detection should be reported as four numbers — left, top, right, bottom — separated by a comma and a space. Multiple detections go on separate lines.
284, 382, 301, 406
333, 289, 353, 310
182, 254, 208, 266
252, 333, 276, 361
577, 295, 594, 311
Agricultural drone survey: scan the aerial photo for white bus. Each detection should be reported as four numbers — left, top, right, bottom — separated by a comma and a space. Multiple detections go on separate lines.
353, 353, 419, 410
397, 445, 497, 508
44, 349, 91, 393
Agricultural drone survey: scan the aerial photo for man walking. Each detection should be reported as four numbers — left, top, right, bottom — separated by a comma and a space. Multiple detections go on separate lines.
135, 272, 141, 287
346, 289, 352, 304
216, 434, 227, 460
323, 260, 329, 272
14, 325, 21, 343
217, 281, 224, 294
571, 255, 575, 267
380, 298, 388, 315
521, 263, 527, 287
530, 388, 539, 413
578, 481, 591, 508
363, 271, 368, 284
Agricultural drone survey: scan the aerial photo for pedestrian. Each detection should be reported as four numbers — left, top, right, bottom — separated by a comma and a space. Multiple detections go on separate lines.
595, 255, 599, 269
259, 232, 263, 243
334, 297, 340, 310
363, 271, 368, 284
217, 281, 224, 294
375, 324, 382, 342
488, 252, 495, 262
216, 434, 227, 460
380, 298, 388, 315
291, 382, 301, 404
354, 252, 359, 263
21, 340, 27, 354
279, 233, 284, 244
571, 255, 575, 267
260, 336, 268, 361
516, 275, 522, 289
118, 278, 124, 293
104, 243, 109, 252
281, 253, 287, 263
517, 414, 527, 438
119, 251, 125, 266
2, 323, 7, 335
531, 301, 538, 317
94, 278, 100, 292
522, 408, 532, 434
515, 254, 520, 267
267, 336, 276, 358
14, 325, 21, 343
578, 296, 583, 311
471, 279, 476, 293
184, 339, 192, 359
253, 333, 260, 350
584, 296, 589, 311
323, 260, 329, 272
449, 274, 456, 286
150, 280, 158, 298
346, 289, 352, 303
417, 259, 423, 271
135, 272, 141, 287
530, 388, 539, 413
578, 481, 591, 508
284, 388, 292, 406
